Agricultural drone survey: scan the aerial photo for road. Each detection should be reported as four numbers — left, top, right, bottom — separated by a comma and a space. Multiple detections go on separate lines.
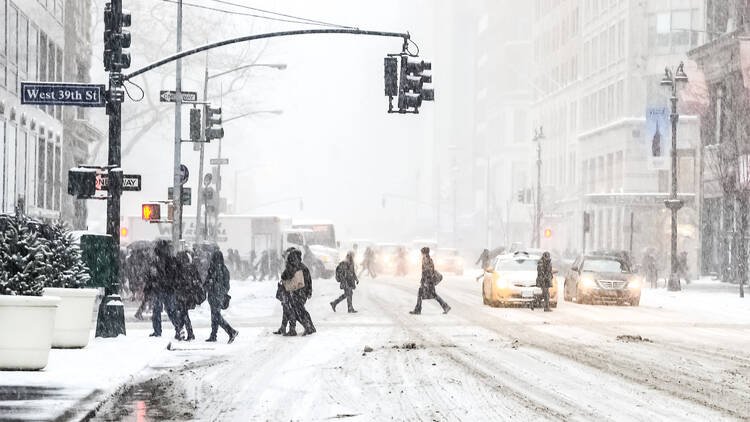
92, 275, 750, 421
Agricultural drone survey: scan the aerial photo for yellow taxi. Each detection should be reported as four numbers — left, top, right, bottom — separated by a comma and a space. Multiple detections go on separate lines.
482, 251, 558, 307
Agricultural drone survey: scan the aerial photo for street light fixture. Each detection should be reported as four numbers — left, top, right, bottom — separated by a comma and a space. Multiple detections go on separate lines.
661, 61, 688, 292
532, 126, 545, 248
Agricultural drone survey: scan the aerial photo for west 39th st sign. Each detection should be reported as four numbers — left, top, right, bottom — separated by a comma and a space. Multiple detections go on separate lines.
21, 82, 106, 107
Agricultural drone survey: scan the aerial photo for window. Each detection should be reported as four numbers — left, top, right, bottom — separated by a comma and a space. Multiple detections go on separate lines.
615, 80, 624, 116
0, 121, 4, 207
0, 0, 6, 56
54, 45, 62, 120
16, 129, 25, 203
607, 84, 615, 121
38, 32, 46, 82
45, 140, 53, 209
672, 10, 691, 46
4, 123, 15, 213
53, 144, 60, 211
608, 25, 615, 65
7, 4, 16, 65
28, 25, 37, 80
18, 13, 26, 75
37, 136, 45, 208
617, 20, 625, 58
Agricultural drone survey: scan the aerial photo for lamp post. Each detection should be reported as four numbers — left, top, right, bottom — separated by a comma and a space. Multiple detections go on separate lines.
660, 62, 688, 292
195, 62, 286, 242
532, 126, 545, 248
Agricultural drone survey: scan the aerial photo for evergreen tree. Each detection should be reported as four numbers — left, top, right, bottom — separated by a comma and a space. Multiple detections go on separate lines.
0, 215, 50, 296
37, 221, 91, 289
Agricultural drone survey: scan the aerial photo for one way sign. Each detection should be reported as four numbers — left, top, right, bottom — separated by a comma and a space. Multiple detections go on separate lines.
95, 174, 142, 191
159, 90, 198, 103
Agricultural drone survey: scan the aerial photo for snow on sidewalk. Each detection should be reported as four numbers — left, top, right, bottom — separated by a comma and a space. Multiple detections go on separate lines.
0, 279, 272, 422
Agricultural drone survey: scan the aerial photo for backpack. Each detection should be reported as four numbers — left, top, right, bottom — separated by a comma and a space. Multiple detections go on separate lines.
335, 262, 347, 284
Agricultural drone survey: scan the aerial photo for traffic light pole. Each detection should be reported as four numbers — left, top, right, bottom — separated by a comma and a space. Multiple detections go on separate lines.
172, 0, 183, 250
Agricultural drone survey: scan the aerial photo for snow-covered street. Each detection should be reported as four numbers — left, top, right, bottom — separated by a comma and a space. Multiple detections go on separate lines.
83, 276, 750, 421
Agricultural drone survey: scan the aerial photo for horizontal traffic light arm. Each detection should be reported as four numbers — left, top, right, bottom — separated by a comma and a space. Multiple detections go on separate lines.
125, 29, 412, 80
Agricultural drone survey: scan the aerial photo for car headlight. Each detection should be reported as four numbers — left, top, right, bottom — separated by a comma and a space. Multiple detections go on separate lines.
628, 277, 642, 289
495, 278, 509, 289
321, 255, 329, 263
581, 276, 596, 288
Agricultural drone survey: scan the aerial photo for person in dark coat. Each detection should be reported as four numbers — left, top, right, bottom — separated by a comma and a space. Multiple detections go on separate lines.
536, 251, 553, 312
330, 251, 359, 313
642, 249, 658, 288
174, 251, 205, 341
247, 250, 258, 281
205, 249, 238, 343
273, 277, 297, 336
410, 247, 451, 315
281, 248, 316, 335
256, 249, 271, 281
475, 248, 491, 281
147, 240, 182, 338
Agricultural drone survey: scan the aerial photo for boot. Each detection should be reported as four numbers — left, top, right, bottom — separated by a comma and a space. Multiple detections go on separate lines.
443, 305, 451, 315
284, 328, 297, 337
330, 301, 337, 312
205, 336, 217, 342
272, 327, 286, 335
228, 330, 239, 344
409, 310, 420, 315
348, 309, 358, 313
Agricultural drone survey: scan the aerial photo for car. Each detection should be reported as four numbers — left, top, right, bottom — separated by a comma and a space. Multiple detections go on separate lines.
434, 248, 464, 275
563, 254, 642, 306
482, 251, 558, 308
374, 243, 403, 275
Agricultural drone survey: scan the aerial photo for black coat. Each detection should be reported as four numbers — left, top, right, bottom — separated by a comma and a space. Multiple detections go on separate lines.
536, 257, 553, 288
336, 261, 358, 290
206, 262, 230, 308
420, 256, 438, 299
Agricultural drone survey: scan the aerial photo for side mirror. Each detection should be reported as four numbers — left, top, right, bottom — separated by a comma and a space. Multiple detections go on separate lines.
571, 266, 579, 272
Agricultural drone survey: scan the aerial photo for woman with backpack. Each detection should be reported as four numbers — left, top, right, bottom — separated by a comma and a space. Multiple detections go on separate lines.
205, 249, 238, 343
280, 248, 316, 336
330, 251, 358, 313
410, 247, 451, 315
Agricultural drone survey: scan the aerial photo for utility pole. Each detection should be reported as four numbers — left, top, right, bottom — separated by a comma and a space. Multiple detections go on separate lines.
532, 126, 544, 248
661, 63, 687, 292
172, 0, 183, 249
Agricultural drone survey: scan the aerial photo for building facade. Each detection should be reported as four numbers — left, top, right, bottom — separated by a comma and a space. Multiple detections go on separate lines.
0, 0, 99, 227
529, 0, 705, 267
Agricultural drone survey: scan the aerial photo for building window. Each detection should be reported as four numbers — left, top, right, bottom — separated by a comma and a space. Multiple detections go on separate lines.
0, 121, 4, 208
28, 24, 37, 80
18, 12, 26, 75
45, 140, 53, 209
4, 123, 15, 213
36, 136, 45, 208
0, 0, 6, 57
53, 144, 60, 211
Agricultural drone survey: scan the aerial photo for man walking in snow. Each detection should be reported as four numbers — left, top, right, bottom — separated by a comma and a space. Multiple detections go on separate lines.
331, 251, 359, 313
410, 247, 450, 315
536, 251, 553, 312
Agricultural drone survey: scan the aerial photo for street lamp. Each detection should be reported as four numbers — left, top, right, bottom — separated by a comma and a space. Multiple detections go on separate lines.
195, 62, 286, 242
660, 61, 688, 292
532, 126, 545, 248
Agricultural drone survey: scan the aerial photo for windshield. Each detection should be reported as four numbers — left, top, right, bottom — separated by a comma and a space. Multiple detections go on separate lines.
295, 225, 336, 248
496, 258, 539, 271
582, 259, 627, 273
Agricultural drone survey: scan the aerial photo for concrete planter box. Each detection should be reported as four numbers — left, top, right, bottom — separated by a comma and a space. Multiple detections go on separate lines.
43, 288, 99, 348
0, 295, 60, 370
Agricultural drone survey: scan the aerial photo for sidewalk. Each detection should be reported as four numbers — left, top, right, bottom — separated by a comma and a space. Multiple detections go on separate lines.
0, 280, 276, 422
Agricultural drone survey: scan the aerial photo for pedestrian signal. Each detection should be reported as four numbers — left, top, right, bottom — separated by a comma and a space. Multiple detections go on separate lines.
141, 203, 160, 221
544, 228, 553, 238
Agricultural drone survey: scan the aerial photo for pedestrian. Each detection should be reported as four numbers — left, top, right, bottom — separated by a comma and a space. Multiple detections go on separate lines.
147, 240, 182, 339
678, 251, 690, 284
247, 250, 258, 281
204, 249, 239, 343
358, 246, 377, 278
396, 246, 409, 277
410, 247, 451, 315
475, 248, 491, 281
536, 251, 553, 312
642, 249, 658, 288
273, 275, 297, 336
174, 251, 205, 341
331, 251, 359, 313
256, 249, 271, 281
281, 248, 316, 335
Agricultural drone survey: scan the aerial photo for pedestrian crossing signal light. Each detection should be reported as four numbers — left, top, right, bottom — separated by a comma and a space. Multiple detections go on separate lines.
141, 203, 160, 221
189, 108, 202, 142
544, 228, 553, 238
120, 227, 128, 237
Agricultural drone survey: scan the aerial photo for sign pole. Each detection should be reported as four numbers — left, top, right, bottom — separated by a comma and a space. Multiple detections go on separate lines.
172, 0, 183, 250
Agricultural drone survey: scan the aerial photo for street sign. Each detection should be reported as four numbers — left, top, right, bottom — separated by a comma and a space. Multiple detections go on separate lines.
209, 158, 229, 165
94, 173, 142, 191
21, 82, 106, 107
179, 164, 189, 185
159, 90, 198, 102
168, 187, 192, 205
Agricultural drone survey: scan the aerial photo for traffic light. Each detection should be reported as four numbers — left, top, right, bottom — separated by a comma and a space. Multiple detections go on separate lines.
103, 1, 131, 72
398, 56, 434, 113
141, 203, 161, 221
384, 57, 398, 97
189, 108, 202, 142
68, 168, 97, 198
544, 228, 553, 238
205, 106, 224, 141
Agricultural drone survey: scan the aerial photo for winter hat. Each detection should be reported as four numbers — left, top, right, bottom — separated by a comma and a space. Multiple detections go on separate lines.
421, 247, 430, 255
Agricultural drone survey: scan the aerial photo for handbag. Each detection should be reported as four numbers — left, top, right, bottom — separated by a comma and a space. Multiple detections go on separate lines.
283, 270, 305, 292
433, 270, 444, 285
221, 294, 231, 310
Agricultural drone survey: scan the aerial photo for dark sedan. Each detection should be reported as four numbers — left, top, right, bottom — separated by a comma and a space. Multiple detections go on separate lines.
563, 255, 642, 306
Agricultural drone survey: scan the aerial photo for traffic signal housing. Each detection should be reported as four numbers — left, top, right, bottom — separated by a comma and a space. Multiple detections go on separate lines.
68, 168, 97, 198
205, 106, 224, 141
141, 203, 161, 221
398, 56, 434, 113
190, 108, 202, 142
384, 57, 399, 97
103, 1, 131, 72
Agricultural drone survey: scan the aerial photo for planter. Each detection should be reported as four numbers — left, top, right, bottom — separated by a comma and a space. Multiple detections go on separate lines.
42, 288, 99, 348
0, 295, 60, 370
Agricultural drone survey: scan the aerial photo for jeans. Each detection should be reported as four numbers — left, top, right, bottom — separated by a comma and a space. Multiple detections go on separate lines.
209, 303, 234, 339
332, 288, 354, 311
414, 287, 449, 313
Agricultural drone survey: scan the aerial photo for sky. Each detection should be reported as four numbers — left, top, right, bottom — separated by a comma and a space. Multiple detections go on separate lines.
87, 0, 444, 243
